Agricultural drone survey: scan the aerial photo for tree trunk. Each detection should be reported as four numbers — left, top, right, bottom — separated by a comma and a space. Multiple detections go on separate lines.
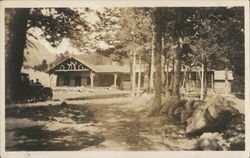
131, 51, 137, 97
204, 61, 208, 97
5, 8, 29, 103
161, 37, 165, 87
172, 9, 183, 99
129, 52, 133, 90
187, 69, 191, 98
148, 8, 163, 116
172, 44, 182, 98
181, 65, 187, 98
200, 64, 204, 100
137, 55, 142, 96
170, 59, 175, 95
149, 29, 155, 93
165, 59, 170, 96
143, 62, 150, 93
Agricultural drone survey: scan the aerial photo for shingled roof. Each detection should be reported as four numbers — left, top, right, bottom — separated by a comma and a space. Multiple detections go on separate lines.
48, 56, 136, 74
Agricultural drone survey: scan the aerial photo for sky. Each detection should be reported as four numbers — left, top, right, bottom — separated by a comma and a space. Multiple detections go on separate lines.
26, 7, 108, 55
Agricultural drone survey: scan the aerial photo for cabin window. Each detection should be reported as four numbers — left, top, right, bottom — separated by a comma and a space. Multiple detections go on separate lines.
75, 76, 81, 86
206, 73, 212, 88
191, 72, 196, 81
64, 76, 70, 86
123, 74, 130, 82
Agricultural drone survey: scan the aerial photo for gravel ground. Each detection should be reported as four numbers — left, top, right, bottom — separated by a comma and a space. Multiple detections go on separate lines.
6, 91, 244, 151
6, 92, 198, 151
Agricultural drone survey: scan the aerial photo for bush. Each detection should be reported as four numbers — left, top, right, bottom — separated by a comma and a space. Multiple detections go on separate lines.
231, 76, 244, 94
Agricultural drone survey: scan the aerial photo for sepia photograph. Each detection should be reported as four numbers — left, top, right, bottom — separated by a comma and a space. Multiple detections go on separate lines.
0, 0, 249, 158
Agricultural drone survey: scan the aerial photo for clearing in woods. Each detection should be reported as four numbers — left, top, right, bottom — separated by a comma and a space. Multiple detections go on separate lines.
5, 92, 197, 151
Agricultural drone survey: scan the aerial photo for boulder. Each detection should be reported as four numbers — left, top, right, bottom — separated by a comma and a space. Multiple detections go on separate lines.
168, 99, 187, 116
186, 95, 240, 135
181, 100, 204, 124
184, 100, 194, 109
186, 106, 208, 135
160, 97, 187, 122
183, 99, 204, 109
226, 114, 245, 132
173, 106, 185, 121
230, 137, 245, 150
206, 96, 238, 119
195, 132, 223, 150
192, 100, 205, 109
180, 108, 193, 124
223, 129, 239, 139
160, 96, 179, 114
60, 101, 69, 107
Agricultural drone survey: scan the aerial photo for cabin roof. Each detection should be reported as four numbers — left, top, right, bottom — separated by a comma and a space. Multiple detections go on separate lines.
48, 56, 232, 79
94, 65, 129, 73
47, 56, 98, 73
48, 56, 143, 74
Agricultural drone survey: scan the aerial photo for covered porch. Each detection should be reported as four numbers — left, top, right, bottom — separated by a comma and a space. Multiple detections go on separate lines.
55, 71, 120, 88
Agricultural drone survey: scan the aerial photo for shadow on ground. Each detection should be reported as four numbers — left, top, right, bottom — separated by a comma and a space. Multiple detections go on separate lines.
65, 93, 129, 101
6, 103, 105, 151
7, 126, 104, 151
6, 104, 96, 123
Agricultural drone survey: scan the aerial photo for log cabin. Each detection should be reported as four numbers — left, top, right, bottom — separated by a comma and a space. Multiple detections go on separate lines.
166, 68, 234, 96
48, 56, 233, 94
47, 56, 142, 90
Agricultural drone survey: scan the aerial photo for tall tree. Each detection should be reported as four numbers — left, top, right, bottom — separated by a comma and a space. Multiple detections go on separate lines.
148, 8, 163, 116
95, 8, 153, 94
5, 9, 29, 101
5, 8, 90, 102
187, 7, 244, 97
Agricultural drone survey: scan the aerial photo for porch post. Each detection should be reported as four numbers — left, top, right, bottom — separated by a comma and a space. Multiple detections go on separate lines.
211, 72, 214, 90
200, 65, 204, 100
114, 73, 117, 87
90, 71, 95, 88
225, 68, 229, 93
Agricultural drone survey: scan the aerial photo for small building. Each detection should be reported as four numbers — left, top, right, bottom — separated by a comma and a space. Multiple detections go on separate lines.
48, 56, 233, 94
170, 68, 234, 95
213, 70, 233, 93
47, 56, 142, 89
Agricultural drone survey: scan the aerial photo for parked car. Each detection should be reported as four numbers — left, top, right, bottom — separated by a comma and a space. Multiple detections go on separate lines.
13, 73, 53, 102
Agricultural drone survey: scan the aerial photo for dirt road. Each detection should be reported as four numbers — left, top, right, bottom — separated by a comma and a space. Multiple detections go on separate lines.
6, 94, 197, 151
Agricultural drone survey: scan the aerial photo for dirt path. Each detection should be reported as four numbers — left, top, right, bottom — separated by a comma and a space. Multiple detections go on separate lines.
81, 96, 197, 151
6, 94, 197, 151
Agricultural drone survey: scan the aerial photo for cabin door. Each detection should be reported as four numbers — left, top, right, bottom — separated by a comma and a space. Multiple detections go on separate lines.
75, 76, 81, 86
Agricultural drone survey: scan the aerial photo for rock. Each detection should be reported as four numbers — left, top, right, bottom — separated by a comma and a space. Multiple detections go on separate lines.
173, 106, 184, 121
230, 137, 245, 150
60, 101, 68, 107
160, 97, 187, 122
168, 99, 187, 116
192, 100, 205, 109
174, 106, 184, 116
160, 96, 179, 114
160, 97, 187, 121
186, 95, 240, 135
186, 106, 208, 135
206, 96, 228, 118
226, 114, 245, 129
225, 129, 240, 139
184, 100, 195, 109
180, 108, 193, 124
234, 124, 245, 132
184, 100, 204, 110
195, 132, 223, 150
181, 100, 205, 124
